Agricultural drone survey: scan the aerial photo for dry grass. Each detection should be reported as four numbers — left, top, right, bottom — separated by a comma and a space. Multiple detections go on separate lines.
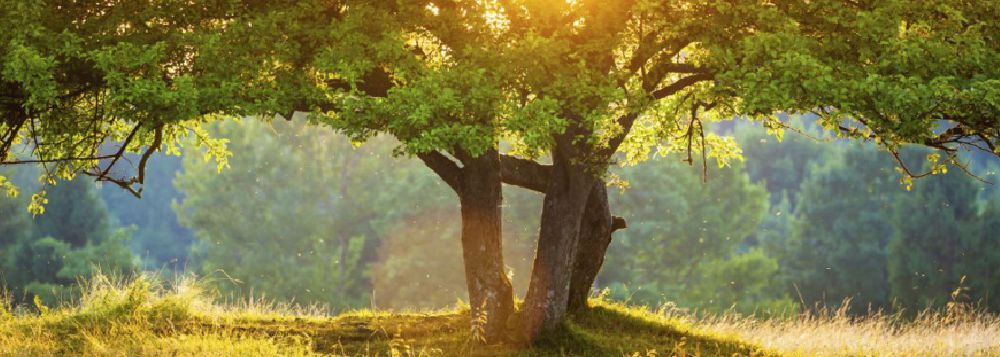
688, 303, 1000, 357
1, 273, 997, 356
0, 273, 770, 356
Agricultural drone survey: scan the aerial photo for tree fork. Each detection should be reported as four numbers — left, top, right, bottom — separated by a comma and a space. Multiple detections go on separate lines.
499, 155, 627, 312
521, 134, 598, 340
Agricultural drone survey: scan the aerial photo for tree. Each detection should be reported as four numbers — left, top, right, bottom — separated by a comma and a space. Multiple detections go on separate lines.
0, 1, 275, 202
688, 248, 795, 315
3, 0, 999, 343
0, 170, 32, 290
100, 154, 193, 269
176, 118, 544, 312
176, 118, 443, 309
33, 177, 112, 248
0, 176, 135, 304
598, 156, 782, 313
733, 117, 830, 207
888, 163, 1000, 312
785, 145, 901, 312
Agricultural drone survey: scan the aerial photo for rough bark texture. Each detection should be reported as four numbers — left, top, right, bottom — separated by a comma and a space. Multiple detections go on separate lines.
499, 156, 627, 313
419, 149, 514, 344
457, 149, 514, 343
521, 142, 595, 340
567, 183, 613, 311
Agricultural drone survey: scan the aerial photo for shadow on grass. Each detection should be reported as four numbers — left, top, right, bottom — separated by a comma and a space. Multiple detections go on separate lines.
10, 299, 774, 356
240, 302, 775, 356
547, 304, 773, 356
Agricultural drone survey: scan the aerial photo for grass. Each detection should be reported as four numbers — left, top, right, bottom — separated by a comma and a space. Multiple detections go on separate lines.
0, 274, 997, 356
696, 303, 1000, 357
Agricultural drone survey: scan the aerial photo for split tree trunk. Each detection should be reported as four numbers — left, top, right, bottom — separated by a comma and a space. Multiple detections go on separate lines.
499, 156, 627, 314
419, 149, 514, 344
521, 144, 595, 340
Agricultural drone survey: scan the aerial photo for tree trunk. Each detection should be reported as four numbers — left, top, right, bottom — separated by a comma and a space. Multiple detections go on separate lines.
457, 149, 514, 343
498, 155, 627, 312
567, 183, 613, 311
521, 147, 595, 340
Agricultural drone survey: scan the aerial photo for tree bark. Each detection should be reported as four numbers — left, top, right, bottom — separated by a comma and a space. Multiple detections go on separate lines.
499, 156, 627, 313
567, 183, 612, 311
457, 149, 514, 343
521, 142, 595, 340
419, 149, 514, 343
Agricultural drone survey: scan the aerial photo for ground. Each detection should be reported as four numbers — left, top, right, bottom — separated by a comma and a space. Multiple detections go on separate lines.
2, 276, 996, 356
0, 300, 770, 356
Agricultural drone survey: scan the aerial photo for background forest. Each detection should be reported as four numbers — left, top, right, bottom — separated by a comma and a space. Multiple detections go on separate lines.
2, 116, 998, 316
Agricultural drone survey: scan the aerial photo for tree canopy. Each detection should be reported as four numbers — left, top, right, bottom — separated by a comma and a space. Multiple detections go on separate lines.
3, 1, 997, 192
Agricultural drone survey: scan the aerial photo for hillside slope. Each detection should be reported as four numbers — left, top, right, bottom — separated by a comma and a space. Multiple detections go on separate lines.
3, 275, 997, 356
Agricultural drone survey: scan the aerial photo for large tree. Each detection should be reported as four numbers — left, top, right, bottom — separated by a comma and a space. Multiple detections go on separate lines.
292, 0, 1000, 340
3, 0, 999, 344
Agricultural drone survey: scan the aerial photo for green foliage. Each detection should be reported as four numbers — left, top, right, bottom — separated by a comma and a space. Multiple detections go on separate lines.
176, 119, 451, 310
99, 154, 193, 269
33, 178, 111, 247
600, 156, 790, 313
176, 118, 542, 311
733, 117, 831, 205
0, 176, 136, 305
0, 171, 31, 248
688, 249, 797, 315
889, 165, 1000, 312
737, 125, 1000, 314
783, 144, 902, 311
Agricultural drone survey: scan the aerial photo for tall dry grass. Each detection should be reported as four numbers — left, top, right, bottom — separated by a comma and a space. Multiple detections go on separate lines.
688, 301, 1000, 357
0, 272, 330, 356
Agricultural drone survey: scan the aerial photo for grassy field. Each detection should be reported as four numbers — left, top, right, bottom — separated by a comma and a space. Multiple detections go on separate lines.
1, 275, 997, 356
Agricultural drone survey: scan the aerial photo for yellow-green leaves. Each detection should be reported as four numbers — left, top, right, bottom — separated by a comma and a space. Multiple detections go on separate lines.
0, 175, 17, 198
28, 190, 46, 216
926, 153, 948, 175
897, 168, 915, 191
186, 124, 232, 174
2, 43, 58, 111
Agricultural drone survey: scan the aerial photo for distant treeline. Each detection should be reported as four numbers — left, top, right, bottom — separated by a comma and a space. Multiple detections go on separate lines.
1, 118, 998, 314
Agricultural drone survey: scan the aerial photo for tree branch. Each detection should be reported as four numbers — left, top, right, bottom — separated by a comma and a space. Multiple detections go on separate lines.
136, 125, 163, 186
611, 216, 627, 232
96, 124, 142, 179
417, 150, 463, 191
650, 72, 714, 100
499, 154, 551, 193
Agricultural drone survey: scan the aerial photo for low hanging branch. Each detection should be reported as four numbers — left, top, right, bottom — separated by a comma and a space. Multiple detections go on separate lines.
82, 123, 165, 198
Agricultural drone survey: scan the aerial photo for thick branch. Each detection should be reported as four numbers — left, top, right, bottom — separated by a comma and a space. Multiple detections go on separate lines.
650, 72, 714, 100
3, 154, 117, 165
417, 150, 463, 191
499, 154, 551, 193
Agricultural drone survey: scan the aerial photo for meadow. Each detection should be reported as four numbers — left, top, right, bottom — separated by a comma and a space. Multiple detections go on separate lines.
1, 274, 996, 357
